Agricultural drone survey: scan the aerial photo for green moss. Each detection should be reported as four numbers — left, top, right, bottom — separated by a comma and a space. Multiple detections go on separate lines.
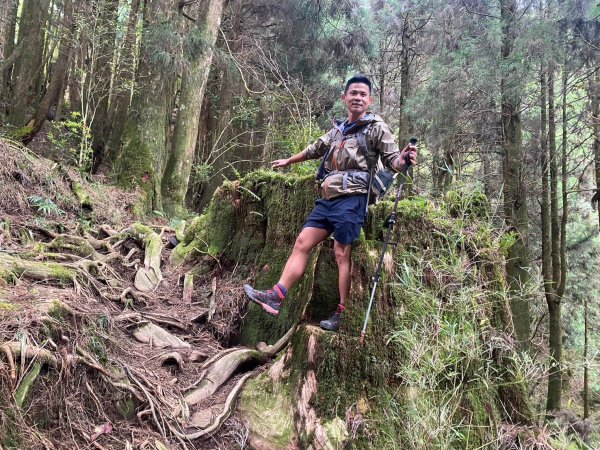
71, 181, 92, 209
48, 264, 76, 284
239, 371, 295, 448
174, 219, 187, 241
0, 301, 17, 312
8, 125, 34, 141
115, 398, 136, 419
443, 185, 490, 221
47, 299, 71, 321
0, 407, 22, 448
499, 231, 518, 257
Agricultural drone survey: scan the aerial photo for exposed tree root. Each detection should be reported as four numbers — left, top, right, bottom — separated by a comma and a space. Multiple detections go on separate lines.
0, 253, 77, 284
183, 349, 265, 407
128, 223, 163, 291
174, 372, 254, 440
133, 322, 191, 349
256, 325, 297, 358
183, 272, 193, 304
1, 341, 59, 370
0, 217, 300, 447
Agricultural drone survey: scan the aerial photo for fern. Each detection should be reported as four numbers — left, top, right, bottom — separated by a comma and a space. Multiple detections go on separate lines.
27, 195, 65, 217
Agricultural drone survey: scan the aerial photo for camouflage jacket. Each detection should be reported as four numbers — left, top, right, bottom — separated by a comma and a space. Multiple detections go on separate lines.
303, 113, 402, 200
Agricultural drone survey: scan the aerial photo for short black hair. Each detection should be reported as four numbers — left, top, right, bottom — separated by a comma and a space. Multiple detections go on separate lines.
345, 75, 372, 94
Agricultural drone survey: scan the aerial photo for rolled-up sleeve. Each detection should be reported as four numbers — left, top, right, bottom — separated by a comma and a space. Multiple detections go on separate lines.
370, 122, 402, 171
303, 129, 333, 160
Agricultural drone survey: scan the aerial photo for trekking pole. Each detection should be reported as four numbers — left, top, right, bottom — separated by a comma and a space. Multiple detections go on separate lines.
359, 140, 416, 345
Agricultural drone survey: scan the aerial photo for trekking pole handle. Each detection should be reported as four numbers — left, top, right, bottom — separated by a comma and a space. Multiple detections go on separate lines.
404, 138, 417, 168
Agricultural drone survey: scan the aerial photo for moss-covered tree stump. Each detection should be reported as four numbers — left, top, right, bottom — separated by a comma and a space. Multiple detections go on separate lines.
180, 172, 532, 448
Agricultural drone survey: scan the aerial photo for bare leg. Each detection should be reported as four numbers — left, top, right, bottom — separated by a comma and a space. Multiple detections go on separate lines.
278, 227, 330, 289
333, 240, 352, 306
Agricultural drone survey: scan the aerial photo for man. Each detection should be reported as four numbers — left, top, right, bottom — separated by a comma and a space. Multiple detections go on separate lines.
243, 74, 417, 332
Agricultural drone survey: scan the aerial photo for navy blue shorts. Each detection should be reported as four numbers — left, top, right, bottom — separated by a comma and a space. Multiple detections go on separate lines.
303, 194, 368, 244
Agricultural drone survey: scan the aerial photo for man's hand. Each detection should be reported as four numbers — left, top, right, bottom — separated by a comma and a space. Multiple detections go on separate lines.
271, 158, 291, 169
396, 144, 417, 170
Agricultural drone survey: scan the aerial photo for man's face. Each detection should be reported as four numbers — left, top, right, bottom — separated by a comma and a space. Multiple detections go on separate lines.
342, 82, 372, 117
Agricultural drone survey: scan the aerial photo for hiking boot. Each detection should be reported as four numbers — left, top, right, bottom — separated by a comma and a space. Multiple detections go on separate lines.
320, 303, 345, 332
320, 312, 341, 332
243, 284, 281, 316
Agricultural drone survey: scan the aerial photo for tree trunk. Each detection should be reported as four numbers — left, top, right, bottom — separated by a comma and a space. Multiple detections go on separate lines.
583, 294, 589, 419
7, 0, 51, 127
90, 0, 119, 172
540, 65, 553, 310
162, 0, 226, 215
592, 72, 600, 230
67, 41, 83, 117
112, 0, 179, 211
0, 0, 19, 115
21, 0, 74, 145
398, 15, 415, 194
548, 65, 561, 294
559, 65, 567, 299
99, 0, 141, 175
546, 297, 562, 412
500, 0, 531, 345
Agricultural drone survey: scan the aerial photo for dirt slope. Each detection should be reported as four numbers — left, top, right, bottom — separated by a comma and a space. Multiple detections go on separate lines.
0, 139, 260, 450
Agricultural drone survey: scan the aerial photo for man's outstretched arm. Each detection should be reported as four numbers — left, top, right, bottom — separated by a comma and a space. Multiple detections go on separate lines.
271, 151, 307, 168
272, 130, 333, 169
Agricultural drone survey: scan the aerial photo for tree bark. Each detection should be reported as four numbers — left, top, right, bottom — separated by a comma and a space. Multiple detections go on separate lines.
112, 0, 179, 211
592, 72, 600, 230
99, 0, 141, 175
546, 296, 562, 412
162, 0, 226, 215
548, 65, 560, 293
500, 0, 531, 345
90, 0, 120, 172
0, 0, 19, 115
7, 0, 51, 127
583, 294, 589, 418
398, 14, 415, 194
21, 0, 74, 145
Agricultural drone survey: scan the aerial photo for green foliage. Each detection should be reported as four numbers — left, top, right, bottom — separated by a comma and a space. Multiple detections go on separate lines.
27, 195, 65, 217
47, 112, 93, 172
232, 96, 260, 128
191, 162, 212, 185
443, 184, 490, 221
87, 327, 108, 365
269, 119, 324, 179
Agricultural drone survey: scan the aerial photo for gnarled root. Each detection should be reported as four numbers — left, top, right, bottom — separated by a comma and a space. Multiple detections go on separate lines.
183, 349, 265, 407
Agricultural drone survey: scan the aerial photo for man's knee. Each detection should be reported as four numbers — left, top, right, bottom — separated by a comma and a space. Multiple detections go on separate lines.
294, 234, 317, 253
334, 243, 352, 265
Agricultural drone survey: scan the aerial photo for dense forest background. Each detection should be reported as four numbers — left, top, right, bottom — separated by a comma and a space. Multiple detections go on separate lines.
1, 0, 600, 447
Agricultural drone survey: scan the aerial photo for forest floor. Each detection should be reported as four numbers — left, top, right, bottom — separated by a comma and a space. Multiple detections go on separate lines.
0, 138, 262, 450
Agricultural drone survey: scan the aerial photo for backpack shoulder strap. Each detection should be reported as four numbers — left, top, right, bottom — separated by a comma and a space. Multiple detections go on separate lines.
355, 121, 375, 171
